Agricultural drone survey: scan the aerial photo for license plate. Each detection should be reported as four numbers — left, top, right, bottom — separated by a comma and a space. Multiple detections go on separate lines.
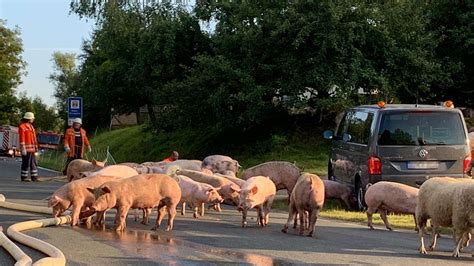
407, 161, 439, 169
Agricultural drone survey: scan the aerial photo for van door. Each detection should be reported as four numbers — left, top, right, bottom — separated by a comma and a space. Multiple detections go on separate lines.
331, 112, 350, 183
343, 111, 374, 185
376, 110, 469, 186
331, 110, 373, 185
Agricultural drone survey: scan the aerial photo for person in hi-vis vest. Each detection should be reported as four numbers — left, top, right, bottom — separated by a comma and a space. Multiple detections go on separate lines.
63, 118, 91, 174
19, 112, 38, 182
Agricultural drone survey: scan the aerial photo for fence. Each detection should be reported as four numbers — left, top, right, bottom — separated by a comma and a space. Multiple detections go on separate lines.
37, 147, 116, 173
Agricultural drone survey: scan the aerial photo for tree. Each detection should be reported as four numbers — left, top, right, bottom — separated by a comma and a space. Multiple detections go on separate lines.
428, 1, 474, 106
0, 20, 26, 125
49, 51, 79, 127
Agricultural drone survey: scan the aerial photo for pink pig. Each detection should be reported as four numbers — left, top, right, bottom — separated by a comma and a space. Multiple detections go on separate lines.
282, 173, 325, 237
83, 174, 181, 231
365, 181, 419, 231
48, 174, 125, 226
232, 176, 276, 228
174, 175, 223, 218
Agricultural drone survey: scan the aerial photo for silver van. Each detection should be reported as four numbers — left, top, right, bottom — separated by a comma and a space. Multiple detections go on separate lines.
324, 103, 471, 209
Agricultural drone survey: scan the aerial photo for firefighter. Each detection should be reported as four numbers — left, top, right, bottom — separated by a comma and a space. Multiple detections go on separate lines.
163, 151, 179, 162
19, 112, 38, 182
63, 118, 91, 175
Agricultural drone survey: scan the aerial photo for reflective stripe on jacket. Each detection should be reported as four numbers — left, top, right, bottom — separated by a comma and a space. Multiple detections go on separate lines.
18, 122, 37, 152
64, 127, 90, 158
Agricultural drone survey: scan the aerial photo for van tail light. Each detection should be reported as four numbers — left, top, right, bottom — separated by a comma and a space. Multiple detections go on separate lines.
463, 155, 471, 174
368, 156, 382, 175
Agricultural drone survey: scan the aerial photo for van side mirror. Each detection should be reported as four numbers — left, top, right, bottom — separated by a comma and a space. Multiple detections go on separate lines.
343, 133, 352, 142
323, 130, 334, 140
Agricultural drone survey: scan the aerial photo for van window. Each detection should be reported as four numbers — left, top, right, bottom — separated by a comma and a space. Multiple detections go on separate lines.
336, 112, 350, 139
346, 111, 374, 144
378, 111, 465, 146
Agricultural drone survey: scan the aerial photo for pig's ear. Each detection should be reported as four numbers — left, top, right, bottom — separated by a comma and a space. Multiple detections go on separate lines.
101, 186, 112, 194
48, 195, 60, 207
206, 187, 215, 194
250, 185, 258, 195
230, 184, 240, 193
91, 159, 97, 165
86, 187, 95, 194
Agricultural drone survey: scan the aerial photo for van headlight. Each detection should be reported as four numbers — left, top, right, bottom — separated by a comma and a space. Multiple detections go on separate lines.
8, 149, 14, 155
34, 151, 39, 157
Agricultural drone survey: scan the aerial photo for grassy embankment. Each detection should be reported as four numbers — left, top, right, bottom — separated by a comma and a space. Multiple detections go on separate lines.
39, 125, 418, 230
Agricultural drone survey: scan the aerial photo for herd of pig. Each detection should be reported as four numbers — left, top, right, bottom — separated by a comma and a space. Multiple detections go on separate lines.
48, 155, 474, 258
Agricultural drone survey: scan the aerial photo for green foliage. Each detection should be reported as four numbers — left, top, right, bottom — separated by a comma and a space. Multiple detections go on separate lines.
67, 1, 472, 148
0, 20, 26, 125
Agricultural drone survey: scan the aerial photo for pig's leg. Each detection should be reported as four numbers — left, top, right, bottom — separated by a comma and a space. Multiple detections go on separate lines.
70, 200, 85, 226
293, 213, 298, 229
134, 209, 139, 222
192, 202, 199, 219
298, 208, 305, 235
379, 209, 393, 231
418, 216, 428, 254
94, 211, 105, 226
181, 202, 186, 216
307, 209, 319, 237
215, 203, 222, 212
366, 206, 377, 230
342, 195, 352, 210
200, 202, 205, 217
428, 222, 439, 251
304, 211, 309, 230
264, 197, 274, 226
241, 209, 248, 228
166, 202, 178, 231
141, 208, 151, 225
115, 205, 129, 231
152, 205, 166, 231
282, 202, 296, 233
256, 206, 264, 227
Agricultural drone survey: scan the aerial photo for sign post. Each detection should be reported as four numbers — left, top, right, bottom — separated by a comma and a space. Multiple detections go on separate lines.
67, 97, 83, 126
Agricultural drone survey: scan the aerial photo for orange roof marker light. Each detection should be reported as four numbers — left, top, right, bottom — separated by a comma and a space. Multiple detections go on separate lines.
444, 100, 454, 109
377, 101, 386, 108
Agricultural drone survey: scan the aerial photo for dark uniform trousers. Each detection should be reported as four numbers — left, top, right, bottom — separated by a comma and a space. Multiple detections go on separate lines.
21, 152, 38, 181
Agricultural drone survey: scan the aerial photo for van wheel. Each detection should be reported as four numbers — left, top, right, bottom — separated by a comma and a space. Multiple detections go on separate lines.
355, 180, 366, 211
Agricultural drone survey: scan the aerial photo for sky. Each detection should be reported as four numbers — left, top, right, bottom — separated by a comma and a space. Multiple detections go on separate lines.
0, 0, 94, 107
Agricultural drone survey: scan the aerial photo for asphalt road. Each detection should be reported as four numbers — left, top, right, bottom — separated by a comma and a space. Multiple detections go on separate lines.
0, 157, 473, 265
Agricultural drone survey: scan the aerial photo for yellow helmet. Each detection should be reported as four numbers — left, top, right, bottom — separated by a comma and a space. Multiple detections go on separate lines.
23, 112, 35, 120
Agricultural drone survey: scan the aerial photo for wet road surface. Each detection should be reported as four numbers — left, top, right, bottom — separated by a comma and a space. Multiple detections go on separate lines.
1, 157, 473, 265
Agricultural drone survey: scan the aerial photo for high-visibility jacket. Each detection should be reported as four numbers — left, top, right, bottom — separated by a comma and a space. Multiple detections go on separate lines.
163, 156, 176, 162
64, 127, 90, 158
18, 122, 37, 153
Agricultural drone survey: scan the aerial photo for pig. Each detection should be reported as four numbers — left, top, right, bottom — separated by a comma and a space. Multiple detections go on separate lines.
282, 173, 325, 237
202, 155, 240, 175
176, 169, 241, 206
174, 175, 223, 218
231, 176, 276, 228
66, 159, 105, 181
215, 173, 246, 187
83, 174, 181, 231
163, 160, 203, 173
78, 165, 139, 179
240, 161, 301, 197
119, 162, 140, 168
365, 181, 419, 231
323, 180, 356, 210
48, 174, 125, 226
141, 161, 168, 168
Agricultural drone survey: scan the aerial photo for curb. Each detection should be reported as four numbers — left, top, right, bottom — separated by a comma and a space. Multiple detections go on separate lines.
37, 166, 60, 174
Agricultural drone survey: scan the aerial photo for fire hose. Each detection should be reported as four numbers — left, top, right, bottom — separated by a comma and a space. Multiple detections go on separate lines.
0, 194, 70, 266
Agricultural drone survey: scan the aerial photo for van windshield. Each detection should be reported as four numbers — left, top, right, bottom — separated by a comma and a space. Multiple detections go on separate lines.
378, 111, 465, 146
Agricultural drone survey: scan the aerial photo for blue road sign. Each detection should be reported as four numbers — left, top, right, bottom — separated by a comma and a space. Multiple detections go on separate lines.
67, 97, 83, 126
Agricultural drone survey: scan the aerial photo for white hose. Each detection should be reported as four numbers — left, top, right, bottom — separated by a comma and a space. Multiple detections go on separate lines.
7, 216, 70, 266
0, 226, 32, 266
0, 194, 69, 266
